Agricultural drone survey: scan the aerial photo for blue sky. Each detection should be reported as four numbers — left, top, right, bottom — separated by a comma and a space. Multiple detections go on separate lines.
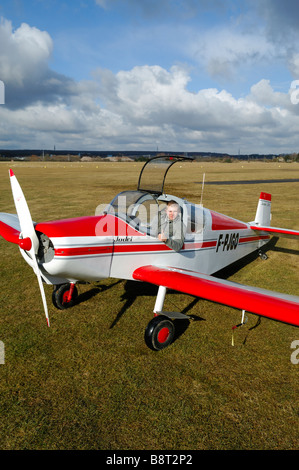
1, 0, 299, 153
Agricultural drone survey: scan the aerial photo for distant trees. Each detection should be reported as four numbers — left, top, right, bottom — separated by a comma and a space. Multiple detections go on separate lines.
281, 153, 299, 162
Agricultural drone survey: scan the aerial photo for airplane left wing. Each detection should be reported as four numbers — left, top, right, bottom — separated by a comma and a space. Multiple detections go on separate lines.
133, 265, 299, 327
0, 213, 21, 244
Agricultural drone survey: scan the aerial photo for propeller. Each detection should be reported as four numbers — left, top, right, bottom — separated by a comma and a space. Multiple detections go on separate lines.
9, 169, 50, 327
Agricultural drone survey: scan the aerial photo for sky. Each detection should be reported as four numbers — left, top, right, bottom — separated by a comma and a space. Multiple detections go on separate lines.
1, 0, 299, 154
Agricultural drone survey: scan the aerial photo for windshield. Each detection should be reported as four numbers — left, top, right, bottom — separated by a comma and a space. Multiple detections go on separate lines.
106, 190, 160, 234
106, 190, 205, 238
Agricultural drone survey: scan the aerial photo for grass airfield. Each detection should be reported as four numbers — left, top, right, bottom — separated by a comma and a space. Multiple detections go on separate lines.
0, 160, 298, 450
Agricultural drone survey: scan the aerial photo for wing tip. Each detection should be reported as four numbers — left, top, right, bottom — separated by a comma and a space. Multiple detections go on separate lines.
9, 169, 15, 177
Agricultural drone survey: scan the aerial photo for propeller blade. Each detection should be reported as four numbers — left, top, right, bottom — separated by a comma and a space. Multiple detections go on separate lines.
33, 256, 50, 327
9, 169, 50, 327
9, 169, 39, 253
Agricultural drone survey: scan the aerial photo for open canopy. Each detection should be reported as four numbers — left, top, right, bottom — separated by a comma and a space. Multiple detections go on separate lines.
137, 155, 194, 195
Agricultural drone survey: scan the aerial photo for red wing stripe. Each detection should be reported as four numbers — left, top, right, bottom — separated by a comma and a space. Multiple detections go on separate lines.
0, 221, 20, 244
133, 266, 299, 327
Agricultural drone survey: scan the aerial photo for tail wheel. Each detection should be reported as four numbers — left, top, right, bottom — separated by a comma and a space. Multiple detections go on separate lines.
52, 283, 78, 310
144, 315, 175, 351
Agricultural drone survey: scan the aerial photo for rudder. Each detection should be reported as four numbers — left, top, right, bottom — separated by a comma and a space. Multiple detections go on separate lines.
254, 192, 271, 226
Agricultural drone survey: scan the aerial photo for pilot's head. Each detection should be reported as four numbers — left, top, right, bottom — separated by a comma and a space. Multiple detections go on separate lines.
166, 201, 180, 221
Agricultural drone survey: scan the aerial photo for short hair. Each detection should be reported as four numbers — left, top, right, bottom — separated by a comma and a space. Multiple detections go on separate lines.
167, 200, 179, 207
166, 200, 181, 212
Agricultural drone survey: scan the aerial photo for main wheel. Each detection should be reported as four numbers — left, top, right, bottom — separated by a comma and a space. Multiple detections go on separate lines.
144, 315, 175, 351
52, 284, 78, 310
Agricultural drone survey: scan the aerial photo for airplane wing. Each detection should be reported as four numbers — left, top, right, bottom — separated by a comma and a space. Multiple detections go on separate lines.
0, 213, 21, 244
133, 265, 299, 327
250, 224, 299, 240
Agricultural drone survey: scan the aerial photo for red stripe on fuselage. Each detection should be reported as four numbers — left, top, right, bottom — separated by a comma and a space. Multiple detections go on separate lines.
239, 235, 270, 243
54, 239, 218, 258
53, 233, 270, 258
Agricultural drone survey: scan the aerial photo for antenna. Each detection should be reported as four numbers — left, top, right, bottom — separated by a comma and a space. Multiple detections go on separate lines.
200, 173, 205, 207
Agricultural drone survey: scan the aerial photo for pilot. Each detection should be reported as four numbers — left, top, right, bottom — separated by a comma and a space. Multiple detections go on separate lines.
154, 200, 186, 252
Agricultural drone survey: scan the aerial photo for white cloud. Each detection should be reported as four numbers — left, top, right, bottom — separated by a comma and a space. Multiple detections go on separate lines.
249, 79, 290, 109
2, 62, 298, 153
0, 18, 81, 109
0, 18, 52, 86
1, 16, 299, 153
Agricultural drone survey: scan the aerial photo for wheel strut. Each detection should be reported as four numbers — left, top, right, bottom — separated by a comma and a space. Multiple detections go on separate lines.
52, 282, 78, 310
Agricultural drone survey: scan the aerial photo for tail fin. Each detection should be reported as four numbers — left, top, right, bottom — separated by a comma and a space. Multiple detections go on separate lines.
251, 192, 299, 239
254, 192, 271, 226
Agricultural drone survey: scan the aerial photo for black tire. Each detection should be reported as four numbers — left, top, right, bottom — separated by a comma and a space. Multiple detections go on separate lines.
52, 284, 78, 310
144, 315, 175, 351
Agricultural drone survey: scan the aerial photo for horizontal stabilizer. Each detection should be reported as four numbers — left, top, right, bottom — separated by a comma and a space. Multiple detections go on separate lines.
250, 224, 299, 240
133, 265, 299, 327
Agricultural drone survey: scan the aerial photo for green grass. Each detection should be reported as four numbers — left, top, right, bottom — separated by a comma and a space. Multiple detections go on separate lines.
0, 160, 298, 450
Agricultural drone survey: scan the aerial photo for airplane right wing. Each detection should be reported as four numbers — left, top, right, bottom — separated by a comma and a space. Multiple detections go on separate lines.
133, 265, 299, 327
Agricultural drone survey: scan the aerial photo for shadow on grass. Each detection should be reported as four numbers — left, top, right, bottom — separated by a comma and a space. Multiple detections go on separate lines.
214, 236, 279, 280
109, 281, 157, 329
272, 246, 299, 256
76, 280, 123, 305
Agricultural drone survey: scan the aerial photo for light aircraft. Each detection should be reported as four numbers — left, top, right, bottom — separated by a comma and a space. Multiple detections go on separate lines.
0, 156, 298, 351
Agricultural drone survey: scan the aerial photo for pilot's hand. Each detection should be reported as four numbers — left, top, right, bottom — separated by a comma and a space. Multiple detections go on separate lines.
158, 232, 167, 242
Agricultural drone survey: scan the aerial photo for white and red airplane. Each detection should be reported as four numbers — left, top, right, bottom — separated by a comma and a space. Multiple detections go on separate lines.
0, 156, 298, 350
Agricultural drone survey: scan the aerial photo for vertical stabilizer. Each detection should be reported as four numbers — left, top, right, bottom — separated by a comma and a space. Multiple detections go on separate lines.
254, 192, 271, 226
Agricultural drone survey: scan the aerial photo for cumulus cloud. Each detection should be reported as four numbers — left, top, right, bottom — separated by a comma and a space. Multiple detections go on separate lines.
1, 14, 299, 153
1, 58, 299, 153
0, 18, 52, 85
0, 18, 83, 109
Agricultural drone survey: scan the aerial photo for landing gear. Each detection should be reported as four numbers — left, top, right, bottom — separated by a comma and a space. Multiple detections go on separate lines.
144, 285, 190, 351
52, 283, 78, 310
144, 315, 175, 351
258, 250, 268, 260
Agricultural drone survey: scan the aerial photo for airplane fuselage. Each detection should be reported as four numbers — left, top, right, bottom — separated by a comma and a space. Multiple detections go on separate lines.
27, 203, 270, 285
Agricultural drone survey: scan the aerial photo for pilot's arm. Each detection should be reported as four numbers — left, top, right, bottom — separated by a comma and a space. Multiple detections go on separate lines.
159, 220, 186, 252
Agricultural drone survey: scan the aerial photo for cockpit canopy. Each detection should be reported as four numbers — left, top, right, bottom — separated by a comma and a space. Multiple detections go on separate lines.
137, 155, 194, 195
103, 155, 204, 238
105, 190, 205, 237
